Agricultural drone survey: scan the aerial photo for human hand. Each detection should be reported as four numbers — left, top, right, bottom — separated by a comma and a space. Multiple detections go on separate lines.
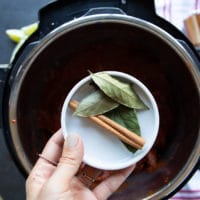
26, 129, 135, 200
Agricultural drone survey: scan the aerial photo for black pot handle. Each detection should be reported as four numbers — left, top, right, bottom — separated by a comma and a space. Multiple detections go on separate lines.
0, 65, 10, 129
0, 64, 10, 91
36, 0, 156, 39
83, 7, 127, 16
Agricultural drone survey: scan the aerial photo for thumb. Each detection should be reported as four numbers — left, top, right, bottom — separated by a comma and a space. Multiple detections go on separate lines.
49, 133, 84, 190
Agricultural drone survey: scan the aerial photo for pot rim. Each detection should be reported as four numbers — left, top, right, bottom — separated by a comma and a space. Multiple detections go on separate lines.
8, 13, 200, 199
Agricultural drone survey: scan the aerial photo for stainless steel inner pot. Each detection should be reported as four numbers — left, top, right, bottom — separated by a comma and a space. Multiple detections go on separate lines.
7, 13, 200, 199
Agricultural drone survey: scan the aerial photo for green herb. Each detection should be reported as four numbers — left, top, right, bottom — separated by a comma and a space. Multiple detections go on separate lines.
90, 71, 148, 110
73, 71, 147, 153
74, 90, 119, 117
105, 106, 141, 135
105, 106, 141, 153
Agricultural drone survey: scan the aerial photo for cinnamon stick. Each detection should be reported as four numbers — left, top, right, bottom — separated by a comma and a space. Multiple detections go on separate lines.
69, 100, 145, 149
98, 115, 145, 146
184, 13, 200, 46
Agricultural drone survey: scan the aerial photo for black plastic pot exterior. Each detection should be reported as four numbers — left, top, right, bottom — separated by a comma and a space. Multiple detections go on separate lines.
0, 1, 200, 200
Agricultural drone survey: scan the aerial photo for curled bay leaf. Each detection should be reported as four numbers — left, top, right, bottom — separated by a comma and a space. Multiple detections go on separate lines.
74, 90, 119, 117
105, 106, 141, 153
90, 72, 148, 110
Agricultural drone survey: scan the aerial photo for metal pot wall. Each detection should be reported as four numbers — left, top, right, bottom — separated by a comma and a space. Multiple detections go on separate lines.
0, 1, 200, 199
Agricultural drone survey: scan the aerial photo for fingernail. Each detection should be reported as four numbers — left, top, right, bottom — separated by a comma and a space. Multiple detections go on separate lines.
67, 134, 79, 148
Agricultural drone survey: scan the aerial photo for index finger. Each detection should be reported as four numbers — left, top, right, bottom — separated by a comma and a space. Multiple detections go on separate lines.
39, 129, 64, 164
30, 129, 64, 176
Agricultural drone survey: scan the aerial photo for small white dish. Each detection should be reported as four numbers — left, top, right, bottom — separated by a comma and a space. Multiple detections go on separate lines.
61, 71, 159, 170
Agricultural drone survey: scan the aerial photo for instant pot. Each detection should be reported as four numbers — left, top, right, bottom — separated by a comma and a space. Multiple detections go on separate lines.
0, 0, 199, 199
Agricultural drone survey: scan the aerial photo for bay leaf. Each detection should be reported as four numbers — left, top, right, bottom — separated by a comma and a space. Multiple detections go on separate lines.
74, 90, 119, 117
105, 106, 141, 153
105, 106, 141, 135
90, 72, 148, 110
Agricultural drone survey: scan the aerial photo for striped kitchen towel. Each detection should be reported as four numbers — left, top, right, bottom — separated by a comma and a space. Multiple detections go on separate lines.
170, 170, 200, 200
155, 0, 200, 31
155, 1, 200, 199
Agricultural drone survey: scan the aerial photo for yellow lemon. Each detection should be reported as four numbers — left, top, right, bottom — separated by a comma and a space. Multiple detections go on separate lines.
6, 29, 26, 43
6, 22, 39, 62
21, 22, 38, 36
6, 22, 38, 43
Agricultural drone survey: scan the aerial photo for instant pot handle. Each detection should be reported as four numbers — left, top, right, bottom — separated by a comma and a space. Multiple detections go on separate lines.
0, 65, 10, 129
0, 65, 10, 94
36, 0, 156, 39
83, 7, 127, 16
35, 0, 198, 52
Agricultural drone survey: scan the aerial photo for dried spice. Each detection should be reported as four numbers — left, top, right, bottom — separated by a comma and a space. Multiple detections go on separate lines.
74, 90, 119, 117
90, 71, 148, 110
72, 71, 147, 152
105, 106, 141, 153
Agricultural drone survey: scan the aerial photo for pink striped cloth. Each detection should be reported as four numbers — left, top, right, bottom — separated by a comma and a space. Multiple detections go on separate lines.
155, 0, 200, 31
154, 1, 200, 199
170, 171, 200, 200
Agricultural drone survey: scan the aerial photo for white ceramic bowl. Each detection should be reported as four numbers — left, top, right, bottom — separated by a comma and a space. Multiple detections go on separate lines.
61, 71, 159, 170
